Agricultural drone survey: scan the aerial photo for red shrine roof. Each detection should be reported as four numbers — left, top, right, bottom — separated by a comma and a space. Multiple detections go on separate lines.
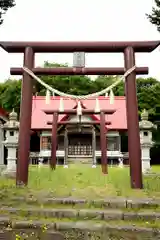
0, 106, 8, 121
31, 96, 127, 130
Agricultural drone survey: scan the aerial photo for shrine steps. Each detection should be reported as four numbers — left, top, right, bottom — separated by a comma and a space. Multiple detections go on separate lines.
0, 215, 160, 239
1, 206, 160, 222
67, 157, 92, 164
1, 197, 160, 239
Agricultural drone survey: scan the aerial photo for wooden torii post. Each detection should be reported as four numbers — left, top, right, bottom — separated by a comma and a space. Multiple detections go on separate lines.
45, 109, 115, 174
0, 40, 159, 188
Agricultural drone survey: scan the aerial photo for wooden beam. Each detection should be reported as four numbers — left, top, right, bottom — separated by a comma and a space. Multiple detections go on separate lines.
100, 112, 108, 174
1, 41, 159, 53
50, 113, 58, 169
47, 121, 111, 125
10, 67, 148, 76
44, 109, 116, 115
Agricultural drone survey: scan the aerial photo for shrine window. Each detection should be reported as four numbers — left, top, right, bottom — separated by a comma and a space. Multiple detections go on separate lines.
41, 136, 51, 150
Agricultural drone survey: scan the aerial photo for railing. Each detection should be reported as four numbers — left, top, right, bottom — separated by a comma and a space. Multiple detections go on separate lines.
29, 152, 40, 165
29, 151, 126, 165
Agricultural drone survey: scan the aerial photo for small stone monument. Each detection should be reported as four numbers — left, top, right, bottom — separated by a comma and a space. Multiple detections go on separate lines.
2, 109, 19, 178
139, 109, 156, 174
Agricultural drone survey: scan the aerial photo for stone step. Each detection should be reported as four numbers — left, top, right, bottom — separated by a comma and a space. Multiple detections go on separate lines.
0, 217, 159, 239
1, 207, 160, 222
67, 158, 92, 164
10, 196, 160, 209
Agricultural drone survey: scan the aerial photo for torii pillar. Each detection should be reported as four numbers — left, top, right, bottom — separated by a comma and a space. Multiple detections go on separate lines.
16, 47, 34, 185
124, 47, 142, 189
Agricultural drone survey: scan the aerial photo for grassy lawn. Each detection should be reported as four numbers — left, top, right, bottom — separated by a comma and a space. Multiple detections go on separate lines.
0, 164, 160, 200
1, 165, 160, 239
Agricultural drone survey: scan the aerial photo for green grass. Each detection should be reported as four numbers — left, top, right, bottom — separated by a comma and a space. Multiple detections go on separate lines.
0, 165, 160, 200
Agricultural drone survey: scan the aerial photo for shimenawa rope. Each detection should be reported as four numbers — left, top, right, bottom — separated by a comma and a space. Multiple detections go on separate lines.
22, 66, 136, 100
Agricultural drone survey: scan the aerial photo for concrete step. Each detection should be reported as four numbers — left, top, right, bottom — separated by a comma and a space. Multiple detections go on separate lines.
9, 196, 160, 210
67, 157, 93, 164
1, 207, 160, 222
0, 217, 159, 239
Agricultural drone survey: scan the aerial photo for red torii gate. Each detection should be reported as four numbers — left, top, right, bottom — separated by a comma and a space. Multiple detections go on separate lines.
0, 40, 159, 189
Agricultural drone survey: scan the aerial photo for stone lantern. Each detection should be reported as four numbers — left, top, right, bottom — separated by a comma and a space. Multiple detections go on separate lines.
2, 109, 19, 177
139, 109, 156, 174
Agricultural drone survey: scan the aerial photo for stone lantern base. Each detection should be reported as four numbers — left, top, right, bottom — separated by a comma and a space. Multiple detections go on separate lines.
141, 144, 152, 174
142, 158, 151, 174
2, 169, 16, 179
1, 159, 16, 179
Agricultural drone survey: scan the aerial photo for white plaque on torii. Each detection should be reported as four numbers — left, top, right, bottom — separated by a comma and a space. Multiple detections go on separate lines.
73, 52, 85, 68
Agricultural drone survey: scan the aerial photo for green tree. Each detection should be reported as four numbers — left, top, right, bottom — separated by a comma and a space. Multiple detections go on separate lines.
146, 0, 160, 32
0, 79, 21, 114
0, 0, 15, 25
136, 78, 159, 119
36, 61, 95, 96
93, 76, 160, 121
92, 75, 124, 96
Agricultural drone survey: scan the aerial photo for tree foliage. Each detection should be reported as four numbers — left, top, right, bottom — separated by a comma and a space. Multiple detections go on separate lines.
136, 78, 159, 117
0, 79, 21, 114
146, 0, 160, 32
0, 0, 15, 25
37, 62, 95, 96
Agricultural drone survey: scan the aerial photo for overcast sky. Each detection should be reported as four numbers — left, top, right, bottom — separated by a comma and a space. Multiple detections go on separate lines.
0, 0, 159, 81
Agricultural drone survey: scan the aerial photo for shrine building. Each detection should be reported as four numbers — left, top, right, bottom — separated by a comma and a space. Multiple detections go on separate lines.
29, 96, 127, 165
